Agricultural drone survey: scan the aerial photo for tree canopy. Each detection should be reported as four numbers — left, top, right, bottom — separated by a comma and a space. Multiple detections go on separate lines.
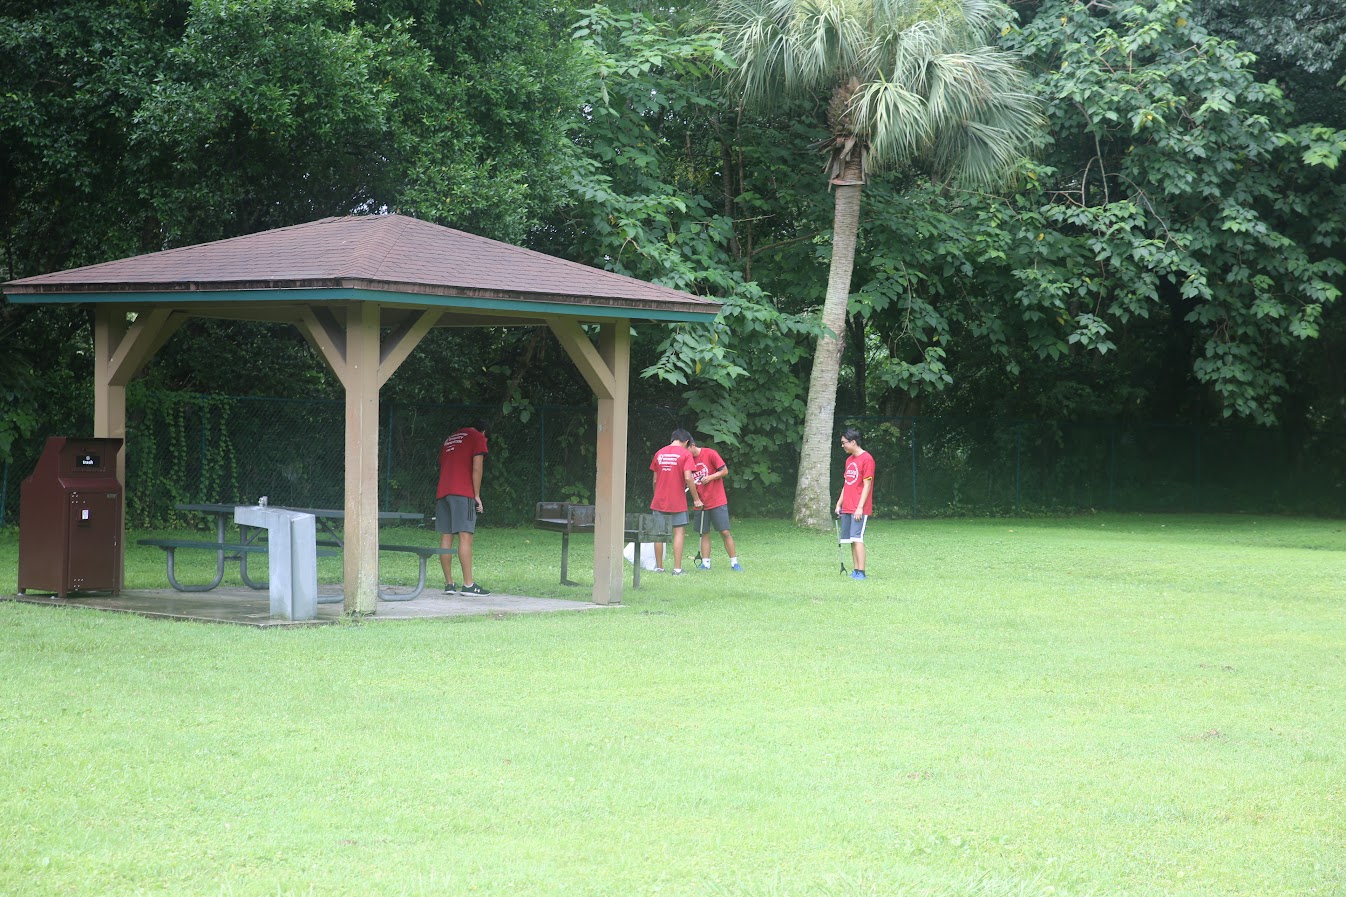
713, 0, 1041, 526
3, 0, 1345, 518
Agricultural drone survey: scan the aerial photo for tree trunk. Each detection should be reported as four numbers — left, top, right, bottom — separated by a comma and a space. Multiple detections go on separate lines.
792, 157, 863, 529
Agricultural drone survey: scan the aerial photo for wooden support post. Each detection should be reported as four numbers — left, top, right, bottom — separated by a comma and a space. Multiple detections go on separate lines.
301, 305, 435, 616
593, 321, 630, 606
92, 304, 184, 595
343, 301, 382, 614
93, 305, 184, 485
93, 307, 129, 485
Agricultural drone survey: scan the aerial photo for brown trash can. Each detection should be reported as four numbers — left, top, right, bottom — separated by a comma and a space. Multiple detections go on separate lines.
17, 437, 124, 599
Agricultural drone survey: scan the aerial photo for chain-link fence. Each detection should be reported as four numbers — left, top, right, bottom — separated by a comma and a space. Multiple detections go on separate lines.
840, 414, 1346, 517
2, 391, 1343, 527
0, 392, 684, 528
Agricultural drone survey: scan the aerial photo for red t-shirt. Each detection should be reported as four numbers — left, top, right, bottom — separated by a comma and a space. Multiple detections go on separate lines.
437, 427, 488, 499
649, 443, 694, 512
690, 447, 728, 510
840, 450, 875, 516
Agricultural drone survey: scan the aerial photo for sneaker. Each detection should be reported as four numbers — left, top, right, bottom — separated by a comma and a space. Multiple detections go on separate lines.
654, 567, 666, 574
459, 583, 491, 596
443, 583, 458, 594
850, 570, 866, 580
731, 562, 743, 572
698, 560, 711, 570
671, 569, 685, 576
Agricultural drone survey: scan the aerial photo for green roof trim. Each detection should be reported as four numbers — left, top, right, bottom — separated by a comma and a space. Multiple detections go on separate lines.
4, 287, 720, 323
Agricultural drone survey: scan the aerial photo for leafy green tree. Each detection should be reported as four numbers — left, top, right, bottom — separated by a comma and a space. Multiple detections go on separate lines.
0, 0, 170, 461
1191, 0, 1346, 133
0, 0, 585, 455
713, 0, 1041, 527
353, 0, 581, 244
131, 0, 428, 243
132, 0, 578, 247
1006, 0, 1345, 424
559, 5, 822, 498
842, 0, 1346, 428
0, 0, 173, 276
1191, 0, 1346, 76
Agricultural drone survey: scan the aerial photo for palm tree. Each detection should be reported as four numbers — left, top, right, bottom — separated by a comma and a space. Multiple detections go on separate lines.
714, 0, 1041, 528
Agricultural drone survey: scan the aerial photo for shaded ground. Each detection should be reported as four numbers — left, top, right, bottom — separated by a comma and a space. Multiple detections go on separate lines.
3, 585, 611, 628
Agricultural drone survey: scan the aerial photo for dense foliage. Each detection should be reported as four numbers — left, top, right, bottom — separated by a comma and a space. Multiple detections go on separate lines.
2, 0, 1345, 516
0, 0, 581, 431
838, 0, 1346, 427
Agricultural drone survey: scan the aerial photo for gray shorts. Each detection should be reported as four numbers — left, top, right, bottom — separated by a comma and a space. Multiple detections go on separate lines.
839, 513, 868, 543
695, 504, 731, 534
653, 509, 689, 529
435, 495, 477, 534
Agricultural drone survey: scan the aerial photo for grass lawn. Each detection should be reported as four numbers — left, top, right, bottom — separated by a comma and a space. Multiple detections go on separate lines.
1, 514, 1343, 897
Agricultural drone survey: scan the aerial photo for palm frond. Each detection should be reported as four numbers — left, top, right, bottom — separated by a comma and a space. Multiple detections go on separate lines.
715, 0, 1042, 186
926, 72, 1042, 189
717, 0, 875, 103
850, 75, 928, 167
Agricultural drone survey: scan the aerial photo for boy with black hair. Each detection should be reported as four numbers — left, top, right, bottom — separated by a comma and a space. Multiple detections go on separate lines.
834, 427, 875, 580
688, 436, 742, 571
649, 428, 703, 575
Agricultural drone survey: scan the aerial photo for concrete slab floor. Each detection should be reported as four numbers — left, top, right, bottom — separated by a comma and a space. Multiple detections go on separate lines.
2, 585, 614, 628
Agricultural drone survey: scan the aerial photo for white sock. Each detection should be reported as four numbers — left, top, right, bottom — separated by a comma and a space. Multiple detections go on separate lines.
730, 556, 738, 565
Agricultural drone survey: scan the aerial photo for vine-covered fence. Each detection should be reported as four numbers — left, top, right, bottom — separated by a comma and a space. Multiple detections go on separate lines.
2, 390, 1343, 527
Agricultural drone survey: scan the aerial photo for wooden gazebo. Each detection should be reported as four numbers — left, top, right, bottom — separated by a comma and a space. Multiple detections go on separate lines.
2, 214, 721, 611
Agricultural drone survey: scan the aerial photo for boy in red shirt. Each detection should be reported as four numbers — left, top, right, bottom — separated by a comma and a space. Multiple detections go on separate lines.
688, 436, 742, 571
437, 421, 490, 595
834, 427, 875, 580
649, 428, 703, 575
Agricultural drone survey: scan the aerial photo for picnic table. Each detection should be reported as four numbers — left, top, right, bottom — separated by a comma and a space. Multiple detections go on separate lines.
140, 503, 446, 601
176, 502, 423, 548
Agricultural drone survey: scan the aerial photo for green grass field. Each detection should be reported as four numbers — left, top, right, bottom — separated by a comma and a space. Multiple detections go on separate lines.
1, 514, 1343, 897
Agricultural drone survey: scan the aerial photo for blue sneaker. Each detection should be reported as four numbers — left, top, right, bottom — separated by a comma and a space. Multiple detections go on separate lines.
850, 570, 866, 580
731, 562, 743, 572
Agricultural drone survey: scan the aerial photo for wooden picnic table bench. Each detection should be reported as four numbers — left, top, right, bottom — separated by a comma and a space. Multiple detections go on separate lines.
534, 502, 672, 588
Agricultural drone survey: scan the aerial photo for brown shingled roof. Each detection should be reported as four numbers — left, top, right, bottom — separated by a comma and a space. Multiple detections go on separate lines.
3, 214, 720, 319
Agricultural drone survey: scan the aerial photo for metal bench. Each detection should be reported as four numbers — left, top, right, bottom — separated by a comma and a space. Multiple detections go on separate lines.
375, 544, 458, 602
139, 537, 448, 600
137, 538, 339, 593
534, 502, 672, 588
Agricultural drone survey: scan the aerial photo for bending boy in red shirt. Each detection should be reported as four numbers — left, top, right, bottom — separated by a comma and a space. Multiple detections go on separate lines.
649, 428, 703, 575
688, 436, 742, 571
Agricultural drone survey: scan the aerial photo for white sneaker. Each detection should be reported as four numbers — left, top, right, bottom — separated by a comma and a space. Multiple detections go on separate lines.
698, 560, 711, 570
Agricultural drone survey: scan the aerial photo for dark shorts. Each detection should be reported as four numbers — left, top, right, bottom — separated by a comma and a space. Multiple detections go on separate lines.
839, 513, 868, 543
436, 495, 477, 534
653, 509, 689, 529
695, 504, 731, 534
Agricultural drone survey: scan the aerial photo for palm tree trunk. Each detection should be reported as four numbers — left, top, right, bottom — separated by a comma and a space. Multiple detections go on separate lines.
793, 157, 863, 529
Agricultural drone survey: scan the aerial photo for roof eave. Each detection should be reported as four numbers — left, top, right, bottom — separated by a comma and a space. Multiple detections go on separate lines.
1, 281, 723, 323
